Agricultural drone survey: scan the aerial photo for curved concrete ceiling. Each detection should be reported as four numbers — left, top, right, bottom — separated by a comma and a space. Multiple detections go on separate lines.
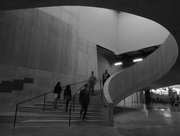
78, 7, 169, 54
39, 6, 169, 54
0, 0, 180, 88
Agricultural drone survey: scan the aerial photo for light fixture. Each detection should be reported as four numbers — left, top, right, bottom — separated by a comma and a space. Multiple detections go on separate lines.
133, 58, 143, 62
114, 52, 119, 55
114, 62, 122, 66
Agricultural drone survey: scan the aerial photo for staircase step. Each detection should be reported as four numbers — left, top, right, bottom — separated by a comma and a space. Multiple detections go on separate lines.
46, 99, 102, 103
46, 102, 103, 106
13, 89, 105, 127
18, 105, 103, 113
34, 103, 103, 108
0, 115, 103, 123
45, 101, 102, 105
38, 111, 103, 116
22, 119, 104, 123
17, 119, 104, 127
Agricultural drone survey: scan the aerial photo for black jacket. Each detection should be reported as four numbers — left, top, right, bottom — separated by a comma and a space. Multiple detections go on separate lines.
53, 85, 62, 94
64, 88, 72, 97
79, 88, 90, 105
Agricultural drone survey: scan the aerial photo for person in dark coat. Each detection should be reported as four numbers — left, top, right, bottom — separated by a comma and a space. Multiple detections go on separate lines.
53, 82, 62, 109
64, 85, 72, 112
79, 84, 90, 120
102, 69, 110, 85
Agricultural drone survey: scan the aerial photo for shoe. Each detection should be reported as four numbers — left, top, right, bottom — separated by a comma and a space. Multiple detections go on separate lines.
83, 117, 87, 120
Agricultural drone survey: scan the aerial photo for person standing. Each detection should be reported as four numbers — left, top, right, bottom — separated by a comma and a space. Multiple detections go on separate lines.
53, 82, 62, 109
64, 85, 72, 112
102, 69, 110, 85
88, 71, 96, 95
170, 95, 175, 106
79, 84, 90, 120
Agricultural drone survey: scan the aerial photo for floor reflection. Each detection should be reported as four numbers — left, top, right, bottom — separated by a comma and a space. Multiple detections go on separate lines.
115, 102, 180, 136
117, 102, 180, 112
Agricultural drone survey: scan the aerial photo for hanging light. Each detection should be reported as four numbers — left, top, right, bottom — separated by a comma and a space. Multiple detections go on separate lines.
114, 62, 123, 66
133, 58, 143, 62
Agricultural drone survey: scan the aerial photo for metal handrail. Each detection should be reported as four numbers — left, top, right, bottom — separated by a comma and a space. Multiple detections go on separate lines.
68, 78, 102, 127
13, 80, 89, 128
98, 78, 110, 108
69, 84, 87, 127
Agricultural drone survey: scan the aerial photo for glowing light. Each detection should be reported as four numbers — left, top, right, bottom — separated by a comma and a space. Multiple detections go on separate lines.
114, 52, 119, 55
164, 112, 172, 118
114, 62, 122, 66
133, 58, 143, 62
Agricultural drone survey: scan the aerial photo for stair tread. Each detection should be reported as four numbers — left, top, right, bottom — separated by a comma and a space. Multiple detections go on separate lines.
13, 90, 104, 126
22, 119, 104, 123
18, 107, 103, 112
39, 111, 103, 113
20, 105, 103, 108
6, 112, 102, 117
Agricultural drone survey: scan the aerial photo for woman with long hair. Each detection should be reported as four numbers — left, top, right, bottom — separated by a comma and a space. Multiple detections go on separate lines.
64, 85, 72, 112
53, 82, 62, 109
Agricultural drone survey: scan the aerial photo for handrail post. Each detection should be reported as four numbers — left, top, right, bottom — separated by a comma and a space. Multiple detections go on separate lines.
100, 78, 102, 90
13, 104, 18, 128
100, 78, 104, 104
69, 103, 72, 127
73, 95, 75, 112
43, 94, 46, 111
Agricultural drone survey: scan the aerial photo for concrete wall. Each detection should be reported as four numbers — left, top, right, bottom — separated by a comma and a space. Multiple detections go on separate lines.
0, 7, 98, 112
78, 6, 169, 54
79, 7, 119, 52
117, 12, 169, 54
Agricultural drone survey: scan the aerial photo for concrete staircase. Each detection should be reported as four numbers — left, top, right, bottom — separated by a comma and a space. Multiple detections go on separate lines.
12, 90, 104, 127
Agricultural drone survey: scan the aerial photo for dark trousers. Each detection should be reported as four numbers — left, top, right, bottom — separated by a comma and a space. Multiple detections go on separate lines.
65, 100, 69, 112
80, 104, 88, 119
103, 80, 106, 85
89, 84, 95, 94
54, 94, 60, 108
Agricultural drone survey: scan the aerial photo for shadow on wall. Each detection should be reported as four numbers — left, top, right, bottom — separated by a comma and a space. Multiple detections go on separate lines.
104, 55, 116, 66
0, 78, 34, 93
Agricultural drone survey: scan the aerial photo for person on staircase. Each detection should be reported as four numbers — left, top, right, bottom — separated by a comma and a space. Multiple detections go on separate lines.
102, 69, 110, 85
64, 85, 72, 112
53, 82, 63, 109
88, 71, 96, 95
79, 84, 90, 120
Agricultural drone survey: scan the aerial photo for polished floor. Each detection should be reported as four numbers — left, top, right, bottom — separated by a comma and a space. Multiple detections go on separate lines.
115, 103, 180, 136
1, 103, 180, 136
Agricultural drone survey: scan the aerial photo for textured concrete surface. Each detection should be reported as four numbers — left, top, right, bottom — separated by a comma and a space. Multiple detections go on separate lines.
0, 7, 99, 112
